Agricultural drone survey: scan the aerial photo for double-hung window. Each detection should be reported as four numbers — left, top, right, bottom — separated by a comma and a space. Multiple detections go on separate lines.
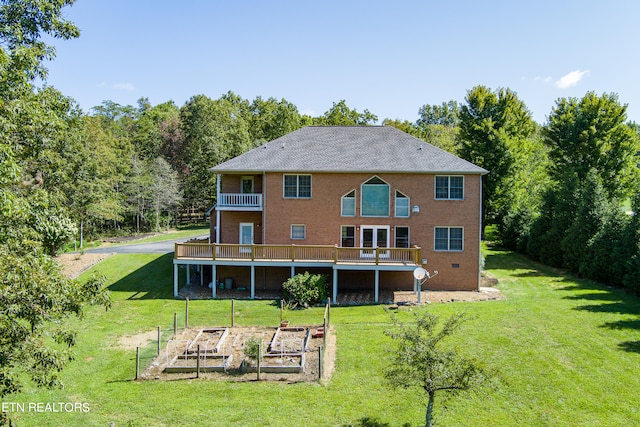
284, 174, 311, 198
435, 176, 464, 200
291, 224, 306, 240
341, 226, 355, 247
434, 227, 463, 251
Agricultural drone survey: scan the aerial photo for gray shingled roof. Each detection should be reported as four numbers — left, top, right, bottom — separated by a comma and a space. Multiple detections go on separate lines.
210, 126, 488, 174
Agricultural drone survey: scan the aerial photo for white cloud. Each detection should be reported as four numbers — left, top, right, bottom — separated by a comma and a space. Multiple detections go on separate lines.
112, 82, 136, 91
534, 76, 553, 83
555, 70, 590, 89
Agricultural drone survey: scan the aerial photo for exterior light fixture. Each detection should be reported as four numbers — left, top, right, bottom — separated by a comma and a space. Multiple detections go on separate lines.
412, 205, 420, 214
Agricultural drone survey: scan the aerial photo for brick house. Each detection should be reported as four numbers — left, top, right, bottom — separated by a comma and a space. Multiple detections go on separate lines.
173, 126, 487, 302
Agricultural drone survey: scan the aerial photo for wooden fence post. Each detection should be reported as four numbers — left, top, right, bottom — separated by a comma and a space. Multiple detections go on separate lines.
196, 344, 201, 379
135, 347, 140, 380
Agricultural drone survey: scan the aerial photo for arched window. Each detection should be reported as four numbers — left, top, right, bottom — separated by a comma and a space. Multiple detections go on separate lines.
361, 176, 389, 217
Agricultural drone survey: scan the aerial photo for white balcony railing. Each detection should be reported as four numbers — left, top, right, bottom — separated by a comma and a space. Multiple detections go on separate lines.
217, 193, 262, 209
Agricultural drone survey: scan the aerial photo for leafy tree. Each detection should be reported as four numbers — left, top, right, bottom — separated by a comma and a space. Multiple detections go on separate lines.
385, 311, 488, 427
417, 100, 460, 127
314, 100, 378, 125
382, 118, 418, 136
133, 100, 181, 161
543, 92, 640, 200
147, 156, 182, 231
457, 86, 536, 232
0, 1, 112, 409
249, 96, 302, 142
180, 93, 252, 210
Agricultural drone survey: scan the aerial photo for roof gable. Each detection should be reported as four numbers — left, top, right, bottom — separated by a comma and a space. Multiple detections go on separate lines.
211, 126, 488, 174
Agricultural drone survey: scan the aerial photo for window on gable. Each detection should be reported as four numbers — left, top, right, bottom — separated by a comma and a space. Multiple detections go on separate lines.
395, 191, 409, 217
435, 176, 464, 200
284, 174, 311, 198
361, 176, 389, 217
341, 190, 356, 217
434, 227, 463, 251
291, 224, 306, 240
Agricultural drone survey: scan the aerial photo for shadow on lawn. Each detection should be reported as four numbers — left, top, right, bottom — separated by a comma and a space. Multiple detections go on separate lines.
343, 417, 410, 427
486, 248, 640, 353
108, 253, 174, 300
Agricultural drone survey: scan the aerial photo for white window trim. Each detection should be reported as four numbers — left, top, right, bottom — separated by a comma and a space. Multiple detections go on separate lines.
434, 226, 464, 252
283, 174, 312, 199
435, 175, 464, 200
341, 189, 356, 217
291, 224, 306, 240
395, 190, 410, 218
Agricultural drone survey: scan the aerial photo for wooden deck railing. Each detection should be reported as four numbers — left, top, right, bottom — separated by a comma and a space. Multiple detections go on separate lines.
175, 243, 421, 266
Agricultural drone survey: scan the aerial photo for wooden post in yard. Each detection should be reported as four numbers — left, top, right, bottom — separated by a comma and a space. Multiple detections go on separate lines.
185, 298, 189, 329
135, 347, 139, 380
173, 312, 177, 337
196, 344, 201, 379
257, 342, 261, 381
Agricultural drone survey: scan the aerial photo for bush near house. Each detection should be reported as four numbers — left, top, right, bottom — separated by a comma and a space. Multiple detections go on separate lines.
282, 272, 329, 307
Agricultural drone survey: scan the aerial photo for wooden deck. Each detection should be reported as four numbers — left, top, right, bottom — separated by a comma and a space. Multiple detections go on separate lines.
174, 243, 421, 266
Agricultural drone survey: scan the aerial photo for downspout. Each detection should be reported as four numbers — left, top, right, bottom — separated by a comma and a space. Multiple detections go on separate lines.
262, 172, 267, 244
216, 173, 221, 244
478, 174, 483, 291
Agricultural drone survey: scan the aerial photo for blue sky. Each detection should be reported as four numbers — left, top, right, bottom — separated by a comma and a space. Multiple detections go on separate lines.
44, 0, 640, 124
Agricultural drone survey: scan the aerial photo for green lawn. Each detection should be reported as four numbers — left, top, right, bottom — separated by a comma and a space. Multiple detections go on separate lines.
6, 247, 640, 426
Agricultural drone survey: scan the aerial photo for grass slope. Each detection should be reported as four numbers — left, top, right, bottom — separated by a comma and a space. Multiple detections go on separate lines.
5, 247, 640, 426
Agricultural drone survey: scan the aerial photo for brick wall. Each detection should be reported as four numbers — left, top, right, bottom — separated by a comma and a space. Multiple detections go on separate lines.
214, 171, 482, 291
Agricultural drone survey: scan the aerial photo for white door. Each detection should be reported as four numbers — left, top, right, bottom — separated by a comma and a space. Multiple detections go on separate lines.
361, 226, 389, 258
239, 223, 254, 253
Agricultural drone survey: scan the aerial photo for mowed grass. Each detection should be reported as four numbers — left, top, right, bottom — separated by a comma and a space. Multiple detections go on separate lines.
7, 247, 640, 426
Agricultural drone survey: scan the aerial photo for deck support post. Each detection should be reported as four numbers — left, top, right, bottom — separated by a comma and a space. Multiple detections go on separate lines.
250, 265, 255, 299
200, 265, 203, 287
374, 269, 379, 303
211, 265, 217, 298
332, 268, 338, 304
291, 265, 295, 278
173, 263, 179, 297
186, 265, 191, 286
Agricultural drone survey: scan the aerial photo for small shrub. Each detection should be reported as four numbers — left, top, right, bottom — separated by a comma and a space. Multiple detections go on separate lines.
282, 272, 329, 307
244, 337, 262, 361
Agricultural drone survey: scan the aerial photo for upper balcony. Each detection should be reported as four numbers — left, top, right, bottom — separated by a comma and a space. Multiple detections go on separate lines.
217, 193, 263, 211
